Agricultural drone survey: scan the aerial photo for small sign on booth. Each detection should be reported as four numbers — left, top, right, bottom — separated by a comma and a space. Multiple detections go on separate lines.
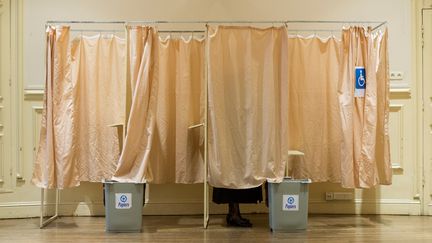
354, 66, 366, 97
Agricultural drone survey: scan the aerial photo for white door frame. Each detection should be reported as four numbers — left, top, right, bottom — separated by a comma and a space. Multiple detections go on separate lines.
421, 7, 432, 215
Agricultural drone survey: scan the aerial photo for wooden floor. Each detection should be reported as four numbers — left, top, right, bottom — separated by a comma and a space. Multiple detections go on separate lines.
1, 214, 432, 242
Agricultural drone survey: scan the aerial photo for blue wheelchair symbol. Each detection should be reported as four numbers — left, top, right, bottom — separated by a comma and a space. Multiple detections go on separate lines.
287, 196, 295, 205
357, 70, 365, 87
120, 195, 127, 203
355, 67, 366, 89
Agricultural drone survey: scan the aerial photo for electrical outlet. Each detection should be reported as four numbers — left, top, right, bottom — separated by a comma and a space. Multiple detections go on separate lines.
390, 71, 404, 80
325, 192, 353, 201
333, 192, 354, 200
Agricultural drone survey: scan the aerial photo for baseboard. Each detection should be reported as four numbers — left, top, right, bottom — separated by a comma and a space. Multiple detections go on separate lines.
0, 198, 422, 219
309, 198, 422, 215
0, 201, 269, 219
0, 201, 105, 218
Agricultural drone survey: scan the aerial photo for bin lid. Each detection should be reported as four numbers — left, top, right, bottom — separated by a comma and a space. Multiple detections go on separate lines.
284, 178, 311, 183
103, 179, 145, 185
288, 150, 305, 156
268, 178, 312, 184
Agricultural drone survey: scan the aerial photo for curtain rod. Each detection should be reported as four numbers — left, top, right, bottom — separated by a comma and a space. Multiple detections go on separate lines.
46, 20, 387, 28
69, 29, 206, 34
126, 20, 385, 24
46, 20, 125, 24
70, 29, 125, 33
372, 21, 387, 31
46, 20, 385, 24
158, 30, 206, 33
289, 29, 344, 33
69, 29, 351, 35
66, 29, 361, 34
45, 20, 388, 33
58, 27, 382, 35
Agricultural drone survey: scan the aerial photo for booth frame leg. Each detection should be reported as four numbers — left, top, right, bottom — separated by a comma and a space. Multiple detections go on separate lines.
39, 188, 60, 228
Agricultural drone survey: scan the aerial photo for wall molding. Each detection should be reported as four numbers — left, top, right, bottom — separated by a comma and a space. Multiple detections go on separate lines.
31, 106, 43, 162
0, 200, 267, 218
0, 140, 3, 184
24, 84, 411, 93
310, 198, 421, 205
390, 88, 411, 99
390, 88, 411, 94
24, 89, 43, 101
24, 87, 412, 100
0, 103, 3, 184
309, 198, 421, 215
389, 104, 405, 170
0, 197, 422, 219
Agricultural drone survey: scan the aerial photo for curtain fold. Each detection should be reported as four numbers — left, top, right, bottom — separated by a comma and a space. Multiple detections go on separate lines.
126, 27, 154, 123
374, 30, 392, 185
71, 34, 126, 182
207, 26, 289, 189
32, 26, 126, 189
32, 26, 77, 189
287, 36, 343, 182
113, 27, 204, 184
338, 27, 392, 188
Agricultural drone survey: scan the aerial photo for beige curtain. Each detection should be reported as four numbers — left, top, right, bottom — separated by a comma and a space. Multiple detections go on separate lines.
374, 30, 392, 186
71, 34, 126, 182
126, 27, 154, 123
32, 26, 126, 189
113, 27, 204, 184
32, 26, 77, 189
288, 36, 343, 183
207, 26, 289, 189
338, 27, 391, 188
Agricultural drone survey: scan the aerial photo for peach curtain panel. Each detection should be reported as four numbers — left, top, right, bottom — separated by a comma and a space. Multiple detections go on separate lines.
112, 27, 205, 184
207, 26, 289, 189
287, 36, 344, 183
288, 28, 391, 188
32, 26, 126, 189
32, 26, 76, 189
338, 27, 391, 188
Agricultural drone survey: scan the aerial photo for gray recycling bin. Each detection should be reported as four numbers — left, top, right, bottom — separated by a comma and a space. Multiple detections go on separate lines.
268, 178, 311, 232
104, 181, 145, 232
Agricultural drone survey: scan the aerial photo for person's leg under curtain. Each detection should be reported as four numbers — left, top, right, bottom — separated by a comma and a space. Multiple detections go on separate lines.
227, 202, 252, 227
212, 186, 263, 227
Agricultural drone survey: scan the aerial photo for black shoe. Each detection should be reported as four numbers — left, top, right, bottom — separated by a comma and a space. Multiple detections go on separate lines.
240, 216, 251, 224
226, 215, 252, 227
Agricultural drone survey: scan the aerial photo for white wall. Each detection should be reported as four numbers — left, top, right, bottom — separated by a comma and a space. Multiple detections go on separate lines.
0, 0, 422, 218
24, 0, 411, 89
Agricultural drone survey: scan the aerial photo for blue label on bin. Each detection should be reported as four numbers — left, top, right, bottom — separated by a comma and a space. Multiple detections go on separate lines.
115, 193, 132, 209
283, 195, 299, 211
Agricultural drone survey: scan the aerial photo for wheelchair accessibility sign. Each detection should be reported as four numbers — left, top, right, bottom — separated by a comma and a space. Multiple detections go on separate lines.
354, 66, 366, 97
115, 193, 132, 209
282, 195, 299, 211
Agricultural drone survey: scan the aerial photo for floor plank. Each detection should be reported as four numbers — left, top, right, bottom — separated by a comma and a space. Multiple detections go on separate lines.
1, 214, 432, 242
